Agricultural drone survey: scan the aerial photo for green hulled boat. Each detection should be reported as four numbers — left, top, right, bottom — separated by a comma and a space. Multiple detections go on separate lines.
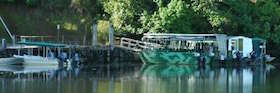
139, 49, 212, 64
138, 34, 224, 65
138, 33, 273, 64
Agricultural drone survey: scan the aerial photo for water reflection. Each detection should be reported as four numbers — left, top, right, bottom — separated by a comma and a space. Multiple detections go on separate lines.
140, 65, 270, 93
0, 65, 59, 74
0, 64, 277, 93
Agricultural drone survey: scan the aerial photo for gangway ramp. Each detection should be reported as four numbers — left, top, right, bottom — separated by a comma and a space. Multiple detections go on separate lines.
118, 37, 161, 52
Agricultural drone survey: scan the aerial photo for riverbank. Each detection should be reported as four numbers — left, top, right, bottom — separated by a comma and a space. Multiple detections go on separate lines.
0, 3, 111, 45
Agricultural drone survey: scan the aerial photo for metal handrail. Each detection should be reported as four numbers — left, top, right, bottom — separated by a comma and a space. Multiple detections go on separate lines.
120, 37, 161, 52
0, 16, 15, 45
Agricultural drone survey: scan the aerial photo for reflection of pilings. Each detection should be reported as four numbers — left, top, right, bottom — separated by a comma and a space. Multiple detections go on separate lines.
93, 78, 98, 93
109, 77, 114, 93
1, 79, 5, 93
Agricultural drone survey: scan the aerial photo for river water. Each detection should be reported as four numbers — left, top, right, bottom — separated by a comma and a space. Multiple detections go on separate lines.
0, 63, 279, 93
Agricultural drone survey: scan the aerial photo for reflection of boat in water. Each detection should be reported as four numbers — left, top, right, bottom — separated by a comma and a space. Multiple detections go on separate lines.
0, 65, 59, 73
139, 64, 274, 93
140, 64, 209, 78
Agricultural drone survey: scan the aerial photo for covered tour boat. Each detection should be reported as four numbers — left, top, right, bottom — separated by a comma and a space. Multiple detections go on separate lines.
139, 33, 275, 65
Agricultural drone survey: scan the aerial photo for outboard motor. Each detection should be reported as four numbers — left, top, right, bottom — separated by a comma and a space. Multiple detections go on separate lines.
250, 51, 256, 62
236, 51, 241, 62
73, 53, 80, 61
59, 52, 68, 62
73, 52, 80, 65
48, 51, 55, 59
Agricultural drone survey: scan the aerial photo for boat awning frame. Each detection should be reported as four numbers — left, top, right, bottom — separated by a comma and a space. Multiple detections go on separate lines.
17, 41, 67, 47
142, 33, 225, 41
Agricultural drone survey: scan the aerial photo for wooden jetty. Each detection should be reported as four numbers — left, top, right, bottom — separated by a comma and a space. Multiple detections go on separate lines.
1, 33, 274, 65
2, 41, 141, 65
1, 15, 275, 65
0, 16, 143, 64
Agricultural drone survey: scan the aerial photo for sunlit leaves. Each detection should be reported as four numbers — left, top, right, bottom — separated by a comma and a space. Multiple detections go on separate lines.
146, 0, 193, 33
104, 0, 142, 34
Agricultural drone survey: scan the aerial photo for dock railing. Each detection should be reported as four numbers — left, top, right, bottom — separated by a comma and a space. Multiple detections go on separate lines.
0, 16, 15, 46
120, 37, 161, 52
16, 35, 92, 47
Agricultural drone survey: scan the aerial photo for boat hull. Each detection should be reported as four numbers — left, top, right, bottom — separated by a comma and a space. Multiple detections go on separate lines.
13, 55, 59, 66
0, 57, 24, 65
139, 49, 212, 64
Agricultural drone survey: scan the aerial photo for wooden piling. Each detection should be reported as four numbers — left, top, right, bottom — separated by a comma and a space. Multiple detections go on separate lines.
92, 23, 98, 47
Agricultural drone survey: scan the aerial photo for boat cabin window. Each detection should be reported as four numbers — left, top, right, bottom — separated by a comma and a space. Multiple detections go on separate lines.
231, 39, 243, 52
231, 40, 237, 51
238, 38, 243, 51
142, 35, 221, 56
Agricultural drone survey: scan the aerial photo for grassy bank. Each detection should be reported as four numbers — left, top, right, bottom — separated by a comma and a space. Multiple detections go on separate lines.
0, 4, 110, 45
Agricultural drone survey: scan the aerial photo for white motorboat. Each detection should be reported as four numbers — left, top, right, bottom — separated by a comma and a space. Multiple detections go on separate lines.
0, 57, 24, 65
13, 55, 59, 66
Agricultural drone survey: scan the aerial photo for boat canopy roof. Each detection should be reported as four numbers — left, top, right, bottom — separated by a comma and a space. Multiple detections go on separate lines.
142, 33, 229, 56
18, 35, 54, 38
142, 33, 226, 41
228, 36, 266, 42
7, 45, 40, 49
252, 37, 266, 42
17, 41, 67, 47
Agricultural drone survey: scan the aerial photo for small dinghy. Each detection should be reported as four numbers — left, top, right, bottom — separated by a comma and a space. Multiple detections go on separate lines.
13, 55, 59, 66
0, 57, 24, 65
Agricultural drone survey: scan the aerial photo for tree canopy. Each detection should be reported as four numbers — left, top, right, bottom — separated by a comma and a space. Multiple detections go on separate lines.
104, 0, 280, 44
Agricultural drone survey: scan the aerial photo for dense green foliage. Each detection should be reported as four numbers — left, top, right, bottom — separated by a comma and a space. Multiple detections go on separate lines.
140, 0, 193, 33
104, 0, 280, 44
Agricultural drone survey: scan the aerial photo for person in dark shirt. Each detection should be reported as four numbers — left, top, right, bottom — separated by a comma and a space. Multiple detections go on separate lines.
236, 51, 241, 62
